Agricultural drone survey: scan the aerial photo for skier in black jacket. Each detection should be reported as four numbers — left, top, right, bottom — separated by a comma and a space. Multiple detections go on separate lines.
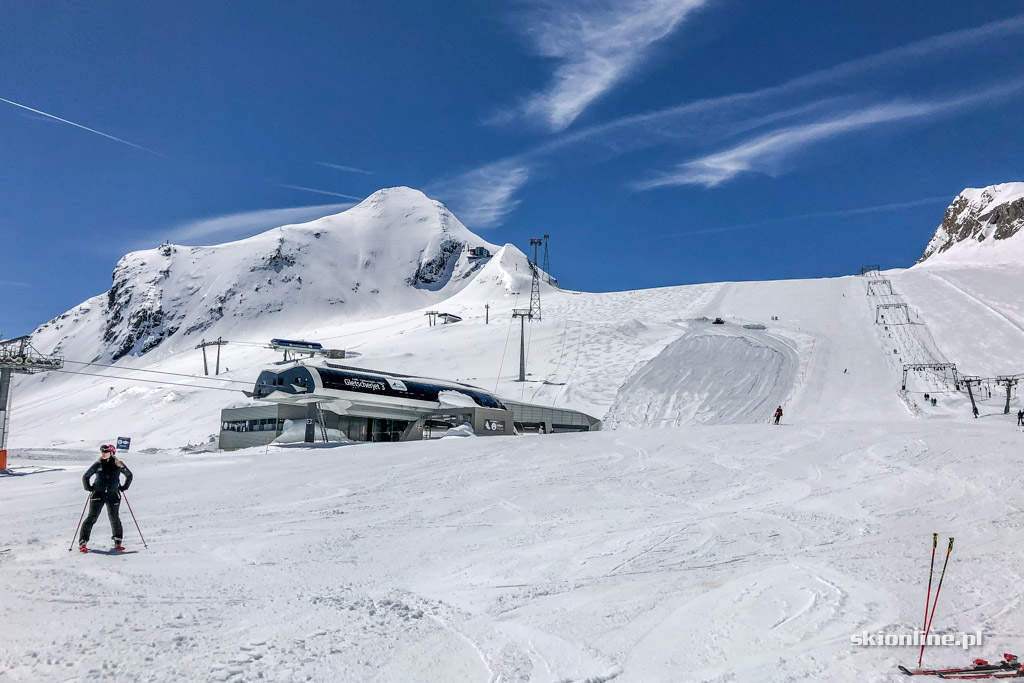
79, 444, 133, 552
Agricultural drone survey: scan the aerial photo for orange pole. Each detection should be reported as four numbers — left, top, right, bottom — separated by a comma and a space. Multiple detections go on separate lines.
0, 449, 6, 470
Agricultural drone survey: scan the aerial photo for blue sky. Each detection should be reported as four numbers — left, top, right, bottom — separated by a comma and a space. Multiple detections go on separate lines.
2, 1, 1023, 337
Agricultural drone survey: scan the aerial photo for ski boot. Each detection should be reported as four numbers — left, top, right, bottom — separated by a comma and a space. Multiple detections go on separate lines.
112, 539, 125, 552
78, 540, 88, 553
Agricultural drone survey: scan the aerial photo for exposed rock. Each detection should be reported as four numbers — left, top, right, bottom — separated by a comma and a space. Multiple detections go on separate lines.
919, 183, 1024, 262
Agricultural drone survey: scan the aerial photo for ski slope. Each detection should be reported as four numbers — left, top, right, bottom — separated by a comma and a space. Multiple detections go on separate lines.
3, 418, 1023, 682
5, 251, 1024, 681
605, 320, 799, 428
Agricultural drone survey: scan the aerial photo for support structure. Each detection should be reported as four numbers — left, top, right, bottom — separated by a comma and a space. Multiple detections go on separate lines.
859, 264, 881, 276
195, 337, 228, 376
996, 376, 1019, 415
425, 311, 439, 327
876, 303, 911, 324
485, 303, 489, 325
961, 376, 983, 416
902, 363, 959, 392
866, 279, 893, 296
0, 369, 10, 470
529, 238, 543, 321
512, 309, 533, 381
0, 336, 64, 469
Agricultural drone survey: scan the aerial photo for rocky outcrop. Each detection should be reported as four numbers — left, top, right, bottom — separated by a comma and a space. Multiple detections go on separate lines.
919, 183, 1024, 262
31, 187, 500, 362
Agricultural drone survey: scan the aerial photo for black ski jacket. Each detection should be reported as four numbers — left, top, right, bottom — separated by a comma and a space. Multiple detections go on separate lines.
83, 458, 133, 497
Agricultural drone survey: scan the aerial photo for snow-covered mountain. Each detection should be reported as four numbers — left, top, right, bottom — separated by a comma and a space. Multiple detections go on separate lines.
31, 187, 503, 363
8, 184, 1024, 682
918, 182, 1024, 264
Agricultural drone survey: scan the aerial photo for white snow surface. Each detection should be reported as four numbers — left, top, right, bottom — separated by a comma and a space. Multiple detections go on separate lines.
4, 190, 1024, 681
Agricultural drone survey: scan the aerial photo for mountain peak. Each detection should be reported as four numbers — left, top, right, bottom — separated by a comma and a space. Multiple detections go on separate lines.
918, 182, 1024, 264
32, 188, 498, 362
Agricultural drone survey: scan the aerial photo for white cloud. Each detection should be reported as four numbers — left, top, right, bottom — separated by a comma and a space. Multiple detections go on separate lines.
429, 161, 533, 227
664, 196, 952, 238
316, 161, 374, 175
515, 0, 707, 131
636, 82, 1024, 189
159, 204, 353, 245
559, 12, 1024, 149
447, 14, 1024, 222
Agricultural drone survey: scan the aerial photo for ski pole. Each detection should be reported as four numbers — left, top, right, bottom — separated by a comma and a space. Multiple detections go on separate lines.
68, 494, 90, 552
921, 537, 955, 665
918, 533, 939, 667
121, 492, 148, 549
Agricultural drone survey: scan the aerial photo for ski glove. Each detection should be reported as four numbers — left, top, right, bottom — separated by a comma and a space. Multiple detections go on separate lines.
84, 484, 94, 492
119, 485, 128, 492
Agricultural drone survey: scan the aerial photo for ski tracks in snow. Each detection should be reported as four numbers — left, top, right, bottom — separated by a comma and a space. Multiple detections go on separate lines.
605, 320, 799, 429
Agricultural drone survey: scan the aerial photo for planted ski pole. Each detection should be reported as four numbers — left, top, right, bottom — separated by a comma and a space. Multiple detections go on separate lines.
68, 494, 90, 552
918, 533, 939, 667
921, 537, 955, 665
121, 492, 147, 549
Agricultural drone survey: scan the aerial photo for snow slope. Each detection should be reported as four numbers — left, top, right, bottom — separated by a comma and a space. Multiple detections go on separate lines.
919, 182, 1024, 265
31, 187, 498, 365
5, 187, 1024, 681
3, 418, 1023, 682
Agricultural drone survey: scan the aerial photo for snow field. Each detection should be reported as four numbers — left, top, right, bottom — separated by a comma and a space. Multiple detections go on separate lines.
6, 224, 1024, 682
3, 417, 1024, 682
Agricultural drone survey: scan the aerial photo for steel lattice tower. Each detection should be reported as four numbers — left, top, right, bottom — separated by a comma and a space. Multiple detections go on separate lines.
529, 238, 542, 321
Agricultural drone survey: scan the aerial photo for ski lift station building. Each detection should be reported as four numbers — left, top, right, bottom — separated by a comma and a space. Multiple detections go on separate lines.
219, 361, 601, 450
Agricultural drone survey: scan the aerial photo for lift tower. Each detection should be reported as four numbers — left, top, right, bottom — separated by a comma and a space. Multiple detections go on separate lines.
512, 309, 533, 381
529, 238, 543, 321
996, 375, 1019, 415
0, 336, 64, 469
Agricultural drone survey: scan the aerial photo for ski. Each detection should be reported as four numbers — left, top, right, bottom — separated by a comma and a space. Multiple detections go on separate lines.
900, 656, 1020, 677
937, 673, 1024, 680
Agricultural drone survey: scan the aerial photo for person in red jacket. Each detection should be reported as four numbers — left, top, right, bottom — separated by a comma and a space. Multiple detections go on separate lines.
78, 444, 133, 552
773, 406, 783, 425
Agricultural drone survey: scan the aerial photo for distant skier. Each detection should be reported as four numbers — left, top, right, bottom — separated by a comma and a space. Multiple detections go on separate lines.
773, 406, 783, 425
78, 444, 133, 552
538, 425, 546, 434
973, 406, 979, 419
1017, 409, 1023, 426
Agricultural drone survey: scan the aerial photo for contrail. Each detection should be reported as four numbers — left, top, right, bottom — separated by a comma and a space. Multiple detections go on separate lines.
0, 95, 165, 157
316, 161, 374, 175
279, 184, 365, 200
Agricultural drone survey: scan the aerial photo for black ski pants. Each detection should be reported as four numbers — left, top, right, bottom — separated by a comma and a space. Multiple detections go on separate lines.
80, 493, 123, 543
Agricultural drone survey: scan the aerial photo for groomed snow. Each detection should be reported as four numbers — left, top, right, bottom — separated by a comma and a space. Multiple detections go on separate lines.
4, 198, 1024, 680
3, 418, 1023, 682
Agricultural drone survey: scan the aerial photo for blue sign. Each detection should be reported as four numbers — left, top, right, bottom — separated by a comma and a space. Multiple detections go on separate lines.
116, 437, 131, 451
